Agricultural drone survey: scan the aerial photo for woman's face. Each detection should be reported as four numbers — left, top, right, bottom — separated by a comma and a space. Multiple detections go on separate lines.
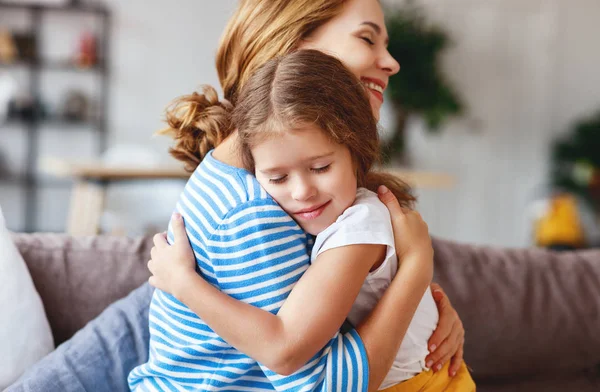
298, 0, 400, 121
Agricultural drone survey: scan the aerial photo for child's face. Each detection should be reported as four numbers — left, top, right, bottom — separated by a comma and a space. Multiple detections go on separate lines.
253, 126, 358, 236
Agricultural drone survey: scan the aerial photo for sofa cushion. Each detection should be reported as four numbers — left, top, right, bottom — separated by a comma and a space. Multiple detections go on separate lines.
432, 238, 600, 378
11, 233, 153, 345
6, 283, 153, 392
0, 206, 54, 388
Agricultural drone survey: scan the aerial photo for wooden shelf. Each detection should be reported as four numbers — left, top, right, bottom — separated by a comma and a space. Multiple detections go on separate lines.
40, 157, 190, 181
2, 118, 100, 128
384, 167, 456, 189
0, 59, 105, 72
0, 2, 110, 232
0, 1, 108, 15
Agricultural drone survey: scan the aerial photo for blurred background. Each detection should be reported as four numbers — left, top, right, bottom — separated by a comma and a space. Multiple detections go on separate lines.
0, 0, 599, 249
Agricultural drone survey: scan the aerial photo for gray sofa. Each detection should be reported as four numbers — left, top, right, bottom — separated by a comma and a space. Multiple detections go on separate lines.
8, 232, 600, 391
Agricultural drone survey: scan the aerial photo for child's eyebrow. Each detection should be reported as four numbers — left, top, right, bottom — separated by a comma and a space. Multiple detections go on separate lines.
258, 153, 335, 174
304, 152, 335, 162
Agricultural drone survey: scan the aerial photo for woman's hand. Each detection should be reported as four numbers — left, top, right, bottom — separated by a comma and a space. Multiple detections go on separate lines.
147, 213, 197, 299
378, 185, 465, 377
426, 283, 465, 377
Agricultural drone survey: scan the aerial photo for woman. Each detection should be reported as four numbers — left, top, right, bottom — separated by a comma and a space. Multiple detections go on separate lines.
142, 49, 474, 391
131, 0, 465, 390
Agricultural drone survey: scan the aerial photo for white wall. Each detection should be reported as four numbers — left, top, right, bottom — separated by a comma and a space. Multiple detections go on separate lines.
1, 0, 599, 245
0, 0, 237, 233
382, 0, 600, 247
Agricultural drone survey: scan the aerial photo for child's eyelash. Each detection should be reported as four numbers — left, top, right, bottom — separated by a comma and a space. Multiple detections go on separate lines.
268, 165, 330, 184
312, 165, 331, 173
269, 176, 287, 184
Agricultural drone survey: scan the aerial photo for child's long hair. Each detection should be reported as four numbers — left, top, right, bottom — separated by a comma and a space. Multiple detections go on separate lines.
158, 0, 346, 171
234, 50, 416, 208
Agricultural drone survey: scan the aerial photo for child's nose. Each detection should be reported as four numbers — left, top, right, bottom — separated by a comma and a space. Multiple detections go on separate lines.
292, 180, 317, 201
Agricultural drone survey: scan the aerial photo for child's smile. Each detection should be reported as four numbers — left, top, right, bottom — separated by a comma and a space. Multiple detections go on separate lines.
252, 125, 358, 235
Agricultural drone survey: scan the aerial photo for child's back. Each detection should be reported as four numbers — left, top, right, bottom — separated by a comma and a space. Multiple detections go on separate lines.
311, 188, 439, 389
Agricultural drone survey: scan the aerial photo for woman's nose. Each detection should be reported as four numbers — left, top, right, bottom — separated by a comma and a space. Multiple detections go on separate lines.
380, 49, 400, 76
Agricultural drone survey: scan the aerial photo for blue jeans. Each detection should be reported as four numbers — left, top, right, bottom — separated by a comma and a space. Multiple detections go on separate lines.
7, 283, 153, 392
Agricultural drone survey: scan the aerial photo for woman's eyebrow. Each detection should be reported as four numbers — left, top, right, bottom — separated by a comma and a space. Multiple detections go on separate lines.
360, 21, 382, 34
360, 21, 389, 44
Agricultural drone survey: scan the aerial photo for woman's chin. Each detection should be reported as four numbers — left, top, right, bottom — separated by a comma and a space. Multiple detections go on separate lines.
369, 100, 382, 121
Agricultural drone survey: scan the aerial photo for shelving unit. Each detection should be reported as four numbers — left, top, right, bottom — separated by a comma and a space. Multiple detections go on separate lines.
0, 1, 111, 232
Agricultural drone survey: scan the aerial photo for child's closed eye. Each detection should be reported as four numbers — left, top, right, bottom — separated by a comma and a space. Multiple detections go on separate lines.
269, 175, 287, 184
311, 164, 331, 174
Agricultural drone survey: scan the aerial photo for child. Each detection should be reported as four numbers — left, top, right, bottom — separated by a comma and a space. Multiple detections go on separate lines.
127, 47, 436, 391
144, 50, 475, 391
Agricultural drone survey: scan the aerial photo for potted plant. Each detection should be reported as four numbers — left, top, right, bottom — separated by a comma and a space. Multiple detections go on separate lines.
383, 2, 464, 163
551, 111, 600, 212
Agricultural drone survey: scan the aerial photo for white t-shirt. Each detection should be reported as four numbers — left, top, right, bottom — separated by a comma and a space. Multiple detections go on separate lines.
311, 188, 439, 389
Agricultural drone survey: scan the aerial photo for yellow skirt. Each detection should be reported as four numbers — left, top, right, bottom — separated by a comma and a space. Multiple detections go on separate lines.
380, 362, 475, 392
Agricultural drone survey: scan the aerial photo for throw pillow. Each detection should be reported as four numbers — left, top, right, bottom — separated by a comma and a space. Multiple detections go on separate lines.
0, 205, 53, 388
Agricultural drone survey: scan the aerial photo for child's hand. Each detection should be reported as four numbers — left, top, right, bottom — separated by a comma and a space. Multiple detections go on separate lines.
377, 185, 434, 263
147, 213, 197, 299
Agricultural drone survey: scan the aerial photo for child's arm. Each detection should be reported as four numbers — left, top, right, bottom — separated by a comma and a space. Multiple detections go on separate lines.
151, 214, 384, 375
150, 205, 432, 383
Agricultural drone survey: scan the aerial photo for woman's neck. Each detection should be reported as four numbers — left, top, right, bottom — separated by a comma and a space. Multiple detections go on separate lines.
212, 130, 244, 168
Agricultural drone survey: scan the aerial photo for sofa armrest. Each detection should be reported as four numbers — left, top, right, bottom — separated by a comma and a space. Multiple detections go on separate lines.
11, 233, 153, 346
432, 237, 600, 379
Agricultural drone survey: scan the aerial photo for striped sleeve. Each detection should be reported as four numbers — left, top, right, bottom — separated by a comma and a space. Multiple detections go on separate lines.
208, 198, 370, 392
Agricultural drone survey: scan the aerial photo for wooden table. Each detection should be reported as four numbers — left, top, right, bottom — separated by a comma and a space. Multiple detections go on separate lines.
41, 157, 190, 235
41, 157, 455, 236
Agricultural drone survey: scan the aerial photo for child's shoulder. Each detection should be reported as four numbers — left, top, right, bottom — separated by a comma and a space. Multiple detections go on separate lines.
335, 188, 391, 227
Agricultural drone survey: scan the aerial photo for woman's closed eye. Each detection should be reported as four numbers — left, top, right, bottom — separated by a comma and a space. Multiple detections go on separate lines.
360, 36, 375, 46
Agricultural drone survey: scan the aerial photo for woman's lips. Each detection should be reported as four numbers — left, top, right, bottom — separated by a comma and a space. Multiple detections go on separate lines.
294, 201, 331, 220
362, 77, 385, 104
368, 88, 384, 103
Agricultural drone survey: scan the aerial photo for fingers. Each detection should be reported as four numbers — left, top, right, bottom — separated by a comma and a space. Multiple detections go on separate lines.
147, 258, 154, 273
153, 232, 168, 248
427, 332, 457, 372
377, 185, 406, 216
448, 339, 465, 377
428, 318, 464, 373
428, 304, 451, 352
170, 212, 187, 245
431, 283, 445, 303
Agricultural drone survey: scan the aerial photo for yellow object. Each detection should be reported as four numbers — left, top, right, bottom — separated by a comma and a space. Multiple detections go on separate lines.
380, 362, 475, 392
0, 30, 17, 63
534, 194, 585, 248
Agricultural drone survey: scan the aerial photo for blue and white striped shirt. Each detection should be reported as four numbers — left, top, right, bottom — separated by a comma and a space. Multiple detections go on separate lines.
128, 150, 369, 391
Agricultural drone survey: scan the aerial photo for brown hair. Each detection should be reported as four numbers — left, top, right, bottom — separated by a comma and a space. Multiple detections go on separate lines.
234, 49, 415, 208
159, 0, 346, 171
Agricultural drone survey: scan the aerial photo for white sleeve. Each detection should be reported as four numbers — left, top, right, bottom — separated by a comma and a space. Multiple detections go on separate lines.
312, 189, 395, 260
